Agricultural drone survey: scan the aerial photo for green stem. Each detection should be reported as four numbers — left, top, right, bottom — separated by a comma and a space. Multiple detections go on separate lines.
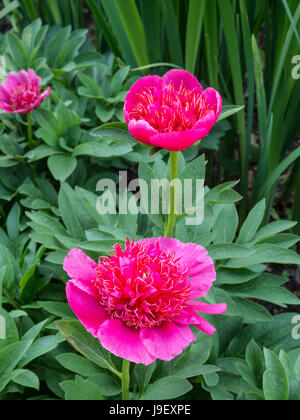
27, 113, 33, 148
121, 359, 130, 400
165, 151, 179, 238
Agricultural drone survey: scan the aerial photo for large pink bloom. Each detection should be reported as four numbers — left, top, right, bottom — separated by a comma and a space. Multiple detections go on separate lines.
0, 69, 51, 114
124, 70, 222, 151
64, 238, 226, 365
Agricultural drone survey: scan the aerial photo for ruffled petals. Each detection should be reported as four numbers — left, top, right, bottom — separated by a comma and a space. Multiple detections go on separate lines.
140, 321, 195, 361
98, 319, 155, 365
66, 281, 108, 337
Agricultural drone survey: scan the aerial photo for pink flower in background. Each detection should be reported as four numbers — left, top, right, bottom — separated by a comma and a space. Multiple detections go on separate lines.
124, 69, 222, 151
0, 69, 51, 114
64, 238, 226, 365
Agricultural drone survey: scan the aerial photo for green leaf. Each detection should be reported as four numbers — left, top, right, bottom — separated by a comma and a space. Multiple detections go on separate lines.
88, 374, 121, 397
34, 109, 59, 147
60, 375, 103, 400
6, 32, 28, 69
231, 297, 273, 323
217, 105, 245, 122
165, 335, 212, 379
56, 353, 104, 378
18, 335, 63, 368
237, 199, 266, 244
56, 320, 120, 378
134, 363, 156, 396
58, 183, 85, 241
223, 273, 300, 307
48, 155, 77, 182
0, 307, 19, 350
216, 268, 260, 285
91, 123, 136, 143
142, 376, 192, 400
138, 161, 164, 230
225, 244, 300, 268
6, 203, 21, 241
38, 301, 75, 319
207, 244, 254, 260
245, 339, 265, 388
0, 340, 33, 391
252, 221, 298, 244
13, 369, 40, 390
206, 181, 242, 204
213, 204, 239, 244
73, 141, 132, 158
263, 348, 289, 400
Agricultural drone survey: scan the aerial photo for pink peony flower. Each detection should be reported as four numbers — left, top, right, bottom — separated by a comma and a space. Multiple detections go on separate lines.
124, 69, 222, 151
64, 238, 226, 365
0, 69, 51, 114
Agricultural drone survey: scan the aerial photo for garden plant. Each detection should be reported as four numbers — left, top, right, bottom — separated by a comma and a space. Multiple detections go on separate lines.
0, 0, 299, 403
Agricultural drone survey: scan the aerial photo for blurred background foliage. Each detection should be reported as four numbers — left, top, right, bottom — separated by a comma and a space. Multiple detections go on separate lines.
1, 0, 299, 228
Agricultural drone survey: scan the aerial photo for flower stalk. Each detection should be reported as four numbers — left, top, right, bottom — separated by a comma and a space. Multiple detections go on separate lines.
121, 359, 130, 400
165, 151, 179, 238
27, 112, 33, 148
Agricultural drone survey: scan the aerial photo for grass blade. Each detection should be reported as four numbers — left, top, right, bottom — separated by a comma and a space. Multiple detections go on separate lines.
160, 0, 183, 67
281, 0, 300, 47
86, 0, 121, 56
258, 147, 300, 200
185, 0, 205, 73
268, 3, 300, 114
101, 0, 138, 67
218, 0, 248, 218
139, 0, 162, 62
114, 0, 149, 68
204, 0, 219, 88
45, 0, 62, 24
0, 0, 20, 20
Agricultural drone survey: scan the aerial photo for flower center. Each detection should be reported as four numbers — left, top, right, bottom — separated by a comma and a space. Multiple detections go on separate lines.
93, 240, 191, 328
129, 83, 208, 133
10, 83, 41, 111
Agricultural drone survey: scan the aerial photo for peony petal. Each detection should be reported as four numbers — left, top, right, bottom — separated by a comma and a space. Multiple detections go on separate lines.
98, 319, 155, 365
5, 72, 22, 90
28, 87, 51, 112
127, 119, 158, 145
201, 88, 223, 120
175, 309, 216, 335
40, 86, 51, 100
162, 69, 203, 92
63, 248, 98, 283
147, 126, 210, 151
188, 301, 227, 315
124, 75, 162, 123
27, 68, 41, 85
0, 102, 13, 112
138, 238, 216, 298
0, 83, 12, 103
141, 320, 195, 361
193, 109, 218, 131
193, 316, 217, 336
66, 280, 108, 337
